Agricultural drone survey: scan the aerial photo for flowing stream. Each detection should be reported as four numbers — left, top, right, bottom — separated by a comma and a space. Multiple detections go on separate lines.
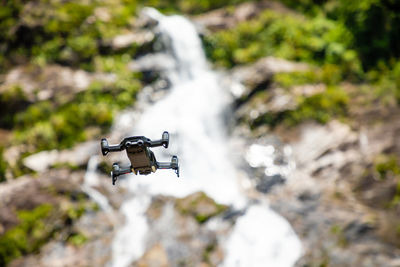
85, 8, 302, 267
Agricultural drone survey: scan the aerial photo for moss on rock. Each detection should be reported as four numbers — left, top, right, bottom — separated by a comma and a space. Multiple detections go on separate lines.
176, 192, 228, 224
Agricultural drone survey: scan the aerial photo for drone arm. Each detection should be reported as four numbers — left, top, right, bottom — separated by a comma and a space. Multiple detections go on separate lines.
156, 155, 179, 177
101, 138, 124, 156
111, 163, 132, 185
149, 131, 169, 148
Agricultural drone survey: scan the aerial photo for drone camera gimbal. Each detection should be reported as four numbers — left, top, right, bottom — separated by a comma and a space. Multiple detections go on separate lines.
101, 131, 179, 185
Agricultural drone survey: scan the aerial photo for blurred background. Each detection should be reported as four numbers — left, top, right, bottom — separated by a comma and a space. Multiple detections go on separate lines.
1, 0, 400, 266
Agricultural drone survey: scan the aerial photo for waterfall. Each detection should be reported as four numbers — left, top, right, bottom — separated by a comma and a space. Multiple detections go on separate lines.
109, 8, 302, 267
83, 155, 112, 213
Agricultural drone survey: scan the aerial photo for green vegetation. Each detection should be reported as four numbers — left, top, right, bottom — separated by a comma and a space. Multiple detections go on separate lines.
252, 86, 349, 128
0, 204, 54, 266
330, 224, 348, 247
274, 0, 400, 70
375, 154, 400, 181
0, 146, 7, 182
204, 9, 361, 80
373, 154, 400, 207
274, 64, 343, 88
0, 0, 255, 72
0, 0, 138, 72
67, 232, 88, 246
0, 85, 28, 128
0, 0, 144, 155
0, 196, 97, 265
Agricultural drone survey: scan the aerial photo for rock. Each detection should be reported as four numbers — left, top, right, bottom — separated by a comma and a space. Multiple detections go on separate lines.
23, 141, 99, 172
235, 84, 325, 128
0, 169, 84, 232
0, 65, 115, 103
258, 118, 400, 266
291, 120, 358, 170
230, 57, 309, 101
137, 244, 169, 267
111, 31, 154, 50
12, 211, 115, 267
193, 0, 293, 31
233, 56, 309, 89
143, 194, 231, 267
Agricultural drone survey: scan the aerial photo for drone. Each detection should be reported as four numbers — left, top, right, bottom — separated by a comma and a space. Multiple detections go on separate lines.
101, 131, 179, 185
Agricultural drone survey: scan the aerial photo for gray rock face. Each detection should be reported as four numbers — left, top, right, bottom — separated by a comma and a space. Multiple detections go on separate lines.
262, 120, 400, 266
140, 194, 231, 267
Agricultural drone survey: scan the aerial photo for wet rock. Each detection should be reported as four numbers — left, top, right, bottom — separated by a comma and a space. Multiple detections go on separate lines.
243, 137, 294, 194
255, 174, 285, 193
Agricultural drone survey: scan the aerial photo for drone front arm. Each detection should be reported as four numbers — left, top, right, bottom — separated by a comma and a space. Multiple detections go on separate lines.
149, 131, 169, 148
156, 155, 179, 177
111, 163, 132, 185
101, 138, 124, 156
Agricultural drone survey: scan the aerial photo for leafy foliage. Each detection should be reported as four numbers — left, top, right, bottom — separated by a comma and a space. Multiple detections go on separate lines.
204, 9, 361, 78
329, 0, 400, 70
0, 0, 137, 72
0, 204, 54, 266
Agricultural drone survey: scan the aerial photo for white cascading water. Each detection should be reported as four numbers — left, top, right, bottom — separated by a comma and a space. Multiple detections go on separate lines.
83, 155, 113, 213
104, 8, 302, 267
